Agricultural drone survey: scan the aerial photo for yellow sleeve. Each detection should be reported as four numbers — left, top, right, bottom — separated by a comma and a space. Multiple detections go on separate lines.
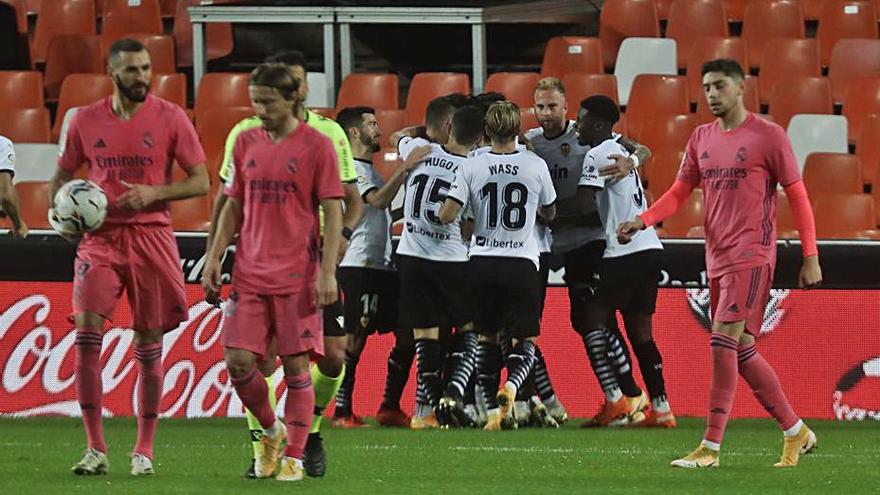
218, 118, 258, 183
327, 123, 357, 183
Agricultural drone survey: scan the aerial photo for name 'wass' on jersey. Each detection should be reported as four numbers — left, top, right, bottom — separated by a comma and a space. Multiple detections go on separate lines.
396, 137, 469, 262
447, 149, 557, 269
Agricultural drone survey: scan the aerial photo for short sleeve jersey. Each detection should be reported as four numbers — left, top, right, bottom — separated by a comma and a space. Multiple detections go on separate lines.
676, 113, 801, 277
0, 136, 14, 176
224, 124, 344, 294
446, 149, 557, 269
339, 158, 394, 270
58, 95, 206, 226
579, 137, 662, 258
396, 136, 469, 262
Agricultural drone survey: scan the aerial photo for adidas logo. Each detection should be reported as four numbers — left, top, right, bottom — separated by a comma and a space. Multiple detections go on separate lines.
726, 303, 740, 313
246, 159, 256, 168
302, 328, 314, 339
94, 139, 107, 148
700, 150, 709, 160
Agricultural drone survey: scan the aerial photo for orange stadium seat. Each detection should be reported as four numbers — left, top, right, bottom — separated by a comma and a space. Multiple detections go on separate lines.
685, 225, 705, 238
335, 73, 399, 114
666, 0, 729, 69
173, 0, 233, 66
0, 108, 51, 143
875, 155, 880, 225
194, 72, 251, 124
195, 106, 254, 179
52, 74, 114, 141
812, 193, 877, 237
151, 73, 188, 109
803, 153, 864, 196
686, 37, 749, 102
696, 75, 759, 123
102, 34, 177, 74
485, 72, 541, 109
0, 71, 44, 108
375, 109, 406, 148
563, 74, 618, 119
757, 38, 821, 105
655, 0, 673, 18
661, 188, 705, 237
171, 195, 211, 232
161, 0, 177, 18
521, 107, 540, 132
613, 112, 628, 135
857, 113, 880, 187
768, 76, 833, 129
102, 0, 162, 40
43, 34, 103, 100
829, 38, 880, 104
636, 113, 699, 155
599, 0, 660, 70
1, 0, 27, 33
842, 78, 880, 144
372, 149, 402, 183
30, 0, 96, 65
817, 0, 878, 66
801, 0, 824, 19
624, 75, 690, 140
310, 107, 335, 119
15, 181, 51, 229
776, 190, 795, 232
643, 149, 684, 193
540, 37, 603, 78
403, 72, 470, 126
723, 0, 749, 20
741, 0, 805, 70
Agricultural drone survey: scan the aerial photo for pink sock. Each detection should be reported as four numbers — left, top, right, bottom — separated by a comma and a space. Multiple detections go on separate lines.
133, 342, 163, 459
75, 327, 106, 453
738, 343, 800, 431
231, 367, 275, 428
283, 372, 314, 460
703, 333, 740, 447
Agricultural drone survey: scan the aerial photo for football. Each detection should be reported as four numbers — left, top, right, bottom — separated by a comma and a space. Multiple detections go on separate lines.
48, 179, 108, 237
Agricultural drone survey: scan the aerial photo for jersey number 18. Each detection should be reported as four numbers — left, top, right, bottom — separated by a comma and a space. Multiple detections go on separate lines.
480, 182, 527, 230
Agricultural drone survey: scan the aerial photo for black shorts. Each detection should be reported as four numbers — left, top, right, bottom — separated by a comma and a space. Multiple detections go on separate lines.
537, 252, 551, 316
561, 240, 606, 333
595, 249, 662, 315
322, 285, 345, 337
339, 267, 400, 335
470, 256, 542, 339
397, 255, 471, 329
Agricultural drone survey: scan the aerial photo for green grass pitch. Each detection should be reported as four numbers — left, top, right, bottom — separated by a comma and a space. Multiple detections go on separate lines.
2, 417, 877, 494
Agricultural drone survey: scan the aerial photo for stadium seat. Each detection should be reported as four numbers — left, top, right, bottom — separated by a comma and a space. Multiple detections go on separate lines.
599, 0, 661, 71
540, 37, 603, 78
1, 0, 26, 33
0, 70, 44, 108
801, 0, 824, 19
30, 0, 96, 65
613, 38, 677, 106
563, 74, 619, 119
310, 107, 335, 119
803, 153, 864, 196
829, 39, 880, 105
14, 181, 50, 228
636, 113, 699, 154
624, 75, 690, 140
151, 73, 187, 109
741, 0, 805, 70
643, 149, 684, 193
655, 0, 673, 18
723, 0, 749, 20
768, 76, 833, 129
0, 108, 51, 143
696, 75, 759, 123
52, 74, 114, 141
10, 144, 59, 182
195, 106, 254, 178
776, 190, 795, 232
335, 73, 399, 114
171, 195, 211, 232
173, 0, 233, 66
812, 193, 876, 237
485, 72, 540, 110
757, 38, 821, 106
102, 0, 162, 40
685, 225, 705, 238
521, 107, 540, 132
613, 113, 628, 135
43, 34, 103, 100
857, 113, 880, 187
666, 0, 729, 69
842, 78, 880, 144
194, 72, 251, 124
685, 37, 749, 102
102, 34, 176, 74
817, 0, 879, 67
661, 188, 705, 236
375, 109, 406, 148
403, 72, 470, 126
787, 114, 848, 172
161, 0, 177, 18
371, 149, 401, 183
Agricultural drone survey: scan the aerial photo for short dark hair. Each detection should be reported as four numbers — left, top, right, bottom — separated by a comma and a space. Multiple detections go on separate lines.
264, 50, 307, 72
336, 106, 375, 135
425, 95, 458, 129
249, 63, 300, 100
441, 93, 470, 109
108, 38, 146, 65
580, 95, 620, 124
451, 105, 485, 146
701, 58, 745, 80
469, 92, 506, 114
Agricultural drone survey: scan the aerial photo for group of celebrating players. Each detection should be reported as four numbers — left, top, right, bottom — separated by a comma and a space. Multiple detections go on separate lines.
15, 36, 823, 483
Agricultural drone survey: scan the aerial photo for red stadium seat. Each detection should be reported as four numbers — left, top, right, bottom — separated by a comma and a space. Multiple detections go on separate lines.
195, 106, 254, 179
829, 39, 880, 105
562, 74, 619, 119
666, 0, 729, 69
30, 0, 96, 65
696, 75, 759, 123
335, 73, 399, 114
161, 0, 177, 18
842, 78, 880, 144
15, 181, 51, 229
102, 0, 162, 40
812, 193, 876, 237
52, 74, 114, 141
686, 37, 749, 102
0, 108, 51, 143
767, 76, 833, 129
372, 148, 402, 183
643, 149, 684, 193
171, 194, 211, 232
662, 188, 705, 237
403, 72, 470, 126
624, 75, 690, 140
613, 112, 628, 135
521, 107, 540, 132
685, 225, 705, 238
1, 0, 27, 33
102, 34, 177, 74
599, 0, 660, 70
540, 37, 603, 78
485, 72, 541, 109
375, 109, 406, 149
636, 113, 699, 155
757, 38, 821, 105
173, 0, 234, 66
0, 70, 44, 108
723, 0, 749, 20
741, 0, 806, 70
151, 73, 188, 109
655, 0, 674, 18
801, 0, 825, 19
857, 113, 880, 187
817, 0, 878, 66
194, 73, 251, 124
803, 153, 864, 196
43, 34, 103, 100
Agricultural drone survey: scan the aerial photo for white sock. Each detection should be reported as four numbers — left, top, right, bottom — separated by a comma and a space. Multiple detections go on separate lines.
606, 387, 623, 402
263, 419, 280, 438
701, 439, 721, 452
783, 419, 804, 437
652, 397, 671, 413
544, 395, 561, 408
504, 382, 517, 397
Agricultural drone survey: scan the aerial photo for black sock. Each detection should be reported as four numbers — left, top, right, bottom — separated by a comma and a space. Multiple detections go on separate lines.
475, 341, 502, 410
632, 339, 667, 401
444, 331, 478, 401
382, 335, 414, 410
415, 338, 444, 409
532, 345, 557, 402
333, 350, 359, 417
607, 325, 641, 397
505, 340, 537, 392
583, 328, 619, 395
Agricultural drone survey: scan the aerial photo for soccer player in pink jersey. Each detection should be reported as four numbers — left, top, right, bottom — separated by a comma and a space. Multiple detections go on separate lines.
617, 59, 823, 468
49, 38, 210, 476
201, 63, 344, 482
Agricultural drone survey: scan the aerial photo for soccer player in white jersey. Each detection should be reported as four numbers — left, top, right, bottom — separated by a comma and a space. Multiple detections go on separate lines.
525, 77, 653, 425
331, 106, 427, 428
0, 136, 28, 238
440, 101, 557, 431
574, 95, 675, 427
390, 97, 483, 429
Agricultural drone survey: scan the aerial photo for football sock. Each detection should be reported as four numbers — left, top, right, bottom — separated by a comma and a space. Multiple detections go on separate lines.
133, 342, 163, 459
231, 368, 275, 430
737, 343, 801, 432
381, 336, 414, 410
284, 372, 314, 460
415, 339, 445, 410
310, 363, 345, 433
333, 351, 359, 418
703, 333, 739, 447
245, 375, 276, 460
476, 342, 503, 409
75, 327, 106, 453
505, 340, 537, 393
584, 328, 623, 401
444, 331, 478, 400
532, 345, 557, 403
607, 326, 641, 397
632, 339, 668, 402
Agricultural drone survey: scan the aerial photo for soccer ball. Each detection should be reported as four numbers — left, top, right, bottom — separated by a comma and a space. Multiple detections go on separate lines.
49, 179, 108, 237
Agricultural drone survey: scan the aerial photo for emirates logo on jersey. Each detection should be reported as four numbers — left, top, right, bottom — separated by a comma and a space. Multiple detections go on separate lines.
287, 158, 298, 174
560, 143, 571, 157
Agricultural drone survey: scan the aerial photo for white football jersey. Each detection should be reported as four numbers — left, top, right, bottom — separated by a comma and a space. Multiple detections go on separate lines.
447, 149, 556, 268
524, 122, 607, 253
396, 137, 469, 262
340, 158, 395, 270
578, 137, 663, 258
0, 136, 14, 176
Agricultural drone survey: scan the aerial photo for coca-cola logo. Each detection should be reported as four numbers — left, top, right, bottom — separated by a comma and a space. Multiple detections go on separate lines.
833, 356, 880, 421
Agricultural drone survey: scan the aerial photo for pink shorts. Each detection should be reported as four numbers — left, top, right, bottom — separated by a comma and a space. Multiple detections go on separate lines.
710, 264, 772, 335
72, 224, 187, 332
222, 289, 324, 359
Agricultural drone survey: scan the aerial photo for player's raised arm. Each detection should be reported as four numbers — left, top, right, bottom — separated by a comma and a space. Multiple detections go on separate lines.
601, 136, 651, 181
366, 145, 431, 209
